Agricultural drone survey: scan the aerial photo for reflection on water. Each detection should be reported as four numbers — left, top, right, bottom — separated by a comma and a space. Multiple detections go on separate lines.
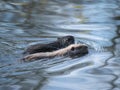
0, 0, 120, 90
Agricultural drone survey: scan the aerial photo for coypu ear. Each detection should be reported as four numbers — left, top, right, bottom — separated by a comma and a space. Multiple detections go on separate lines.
57, 37, 72, 42
57, 37, 61, 40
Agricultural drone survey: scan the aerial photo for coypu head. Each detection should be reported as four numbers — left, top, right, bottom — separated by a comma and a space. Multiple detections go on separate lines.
68, 44, 88, 57
57, 36, 75, 48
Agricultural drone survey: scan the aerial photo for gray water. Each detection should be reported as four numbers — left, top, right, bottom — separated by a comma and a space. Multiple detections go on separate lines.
0, 0, 120, 90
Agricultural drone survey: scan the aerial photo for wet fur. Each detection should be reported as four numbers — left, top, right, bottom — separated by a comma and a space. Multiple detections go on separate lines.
23, 36, 75, 54
22, 44, 88, 61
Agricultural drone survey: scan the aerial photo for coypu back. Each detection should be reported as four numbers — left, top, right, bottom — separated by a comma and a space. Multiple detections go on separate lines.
23, 36, 75, 54
22, 44, 88, 61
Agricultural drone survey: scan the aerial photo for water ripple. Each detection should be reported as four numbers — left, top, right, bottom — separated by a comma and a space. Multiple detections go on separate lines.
0, 0, 120, 90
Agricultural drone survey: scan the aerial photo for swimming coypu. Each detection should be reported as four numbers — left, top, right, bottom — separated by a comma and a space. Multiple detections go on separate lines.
23, 35, 75, 54
22, 44, 88, 61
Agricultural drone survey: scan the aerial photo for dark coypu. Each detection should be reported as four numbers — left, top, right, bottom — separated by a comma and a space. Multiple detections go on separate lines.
23, 35, 75, 54
22, 44, 88, 61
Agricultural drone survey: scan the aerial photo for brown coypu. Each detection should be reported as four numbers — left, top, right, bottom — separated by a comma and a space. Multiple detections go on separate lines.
22, 44, 88, 61
23, 35, 75, 54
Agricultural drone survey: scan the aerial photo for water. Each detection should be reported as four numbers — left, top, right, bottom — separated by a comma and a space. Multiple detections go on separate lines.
0, 0, 120, 90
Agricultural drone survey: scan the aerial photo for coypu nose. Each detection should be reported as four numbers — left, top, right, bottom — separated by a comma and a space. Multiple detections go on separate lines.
82, 46, 88, 49
81, 45, 88, 53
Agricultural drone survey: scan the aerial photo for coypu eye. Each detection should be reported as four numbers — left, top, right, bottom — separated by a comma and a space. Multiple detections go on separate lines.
66, 38, 71, 42
71, 47, 75, 51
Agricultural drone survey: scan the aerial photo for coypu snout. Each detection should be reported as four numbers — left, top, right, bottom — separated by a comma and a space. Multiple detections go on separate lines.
69, 45, 88, 57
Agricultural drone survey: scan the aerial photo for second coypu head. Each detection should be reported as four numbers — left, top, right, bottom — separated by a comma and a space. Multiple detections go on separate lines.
57, 35, 75, 48
68, 44, 88, 57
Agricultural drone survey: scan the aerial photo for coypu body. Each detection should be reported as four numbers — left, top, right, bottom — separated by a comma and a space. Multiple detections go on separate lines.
22, 44, 88, 61
24, 36, 75, 54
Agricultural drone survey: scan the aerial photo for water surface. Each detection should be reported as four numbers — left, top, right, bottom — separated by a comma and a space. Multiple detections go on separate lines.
0, 0, 120, 90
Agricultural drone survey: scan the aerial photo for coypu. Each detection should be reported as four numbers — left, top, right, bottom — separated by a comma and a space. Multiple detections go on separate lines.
23, 36, 75, 54
22, 44, 88, 61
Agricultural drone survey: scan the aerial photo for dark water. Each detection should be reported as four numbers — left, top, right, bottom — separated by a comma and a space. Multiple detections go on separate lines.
0, 0, 120, 90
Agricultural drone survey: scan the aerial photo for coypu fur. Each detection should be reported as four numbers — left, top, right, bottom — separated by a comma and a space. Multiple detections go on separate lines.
22, 44, 88, 61
24, 36, 75, 54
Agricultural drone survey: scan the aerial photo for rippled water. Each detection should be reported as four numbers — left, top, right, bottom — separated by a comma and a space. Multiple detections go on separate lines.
0, 0, 120, 90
